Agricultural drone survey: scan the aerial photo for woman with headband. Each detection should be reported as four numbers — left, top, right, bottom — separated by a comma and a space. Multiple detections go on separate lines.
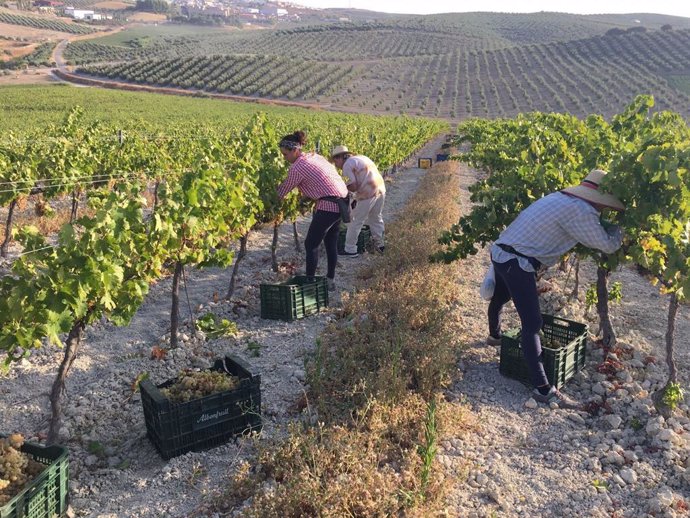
277, 130, 348, 292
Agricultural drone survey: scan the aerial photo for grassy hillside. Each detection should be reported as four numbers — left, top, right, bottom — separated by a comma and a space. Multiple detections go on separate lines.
7, 10, 690, 122
66, 11, 685, 65
70, 22, 690, 121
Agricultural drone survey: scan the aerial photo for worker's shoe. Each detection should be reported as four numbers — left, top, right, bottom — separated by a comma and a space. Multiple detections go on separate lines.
533, 386, 582, 410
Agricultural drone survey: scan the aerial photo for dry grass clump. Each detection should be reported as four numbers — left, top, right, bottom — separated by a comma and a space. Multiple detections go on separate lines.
216, 161, 473, 517
0, 194, 94, 244
310, 162, 463, 418
221, 396, 472, 518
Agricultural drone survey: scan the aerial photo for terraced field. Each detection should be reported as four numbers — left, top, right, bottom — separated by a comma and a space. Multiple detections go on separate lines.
0, 9, 98, 34
69, 14, 690, 121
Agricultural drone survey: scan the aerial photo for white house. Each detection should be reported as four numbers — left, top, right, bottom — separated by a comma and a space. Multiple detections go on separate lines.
64, 7, 95, 19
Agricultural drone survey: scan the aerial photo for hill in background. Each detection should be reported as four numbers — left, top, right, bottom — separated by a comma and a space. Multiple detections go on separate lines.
7, 8, 690, 121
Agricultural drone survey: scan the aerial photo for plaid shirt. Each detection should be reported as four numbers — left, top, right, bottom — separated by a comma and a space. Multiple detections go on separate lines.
277, 152, 348, 212
491, 192, 623, 272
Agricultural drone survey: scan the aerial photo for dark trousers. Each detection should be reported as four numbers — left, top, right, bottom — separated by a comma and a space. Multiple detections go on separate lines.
305, 210, 340, 279
489, 258, 548, 388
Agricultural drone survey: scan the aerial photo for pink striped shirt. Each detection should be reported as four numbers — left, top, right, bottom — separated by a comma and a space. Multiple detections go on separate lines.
277, 152, 348, 212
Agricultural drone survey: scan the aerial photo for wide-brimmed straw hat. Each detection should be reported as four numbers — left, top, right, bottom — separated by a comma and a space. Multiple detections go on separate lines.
330, 145, 352, 159
561, 169, 625, 211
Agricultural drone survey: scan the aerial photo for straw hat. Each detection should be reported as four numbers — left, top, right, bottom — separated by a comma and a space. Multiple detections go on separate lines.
561, 169, 625, 211
330, 145, 352, 159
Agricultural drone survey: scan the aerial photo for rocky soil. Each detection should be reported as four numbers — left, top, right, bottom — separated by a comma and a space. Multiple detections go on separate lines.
1, 143, 689, 518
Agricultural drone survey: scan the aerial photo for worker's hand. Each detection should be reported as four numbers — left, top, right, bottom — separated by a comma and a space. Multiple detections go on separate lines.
608, 225, 624, 247
599, 218, 616, 232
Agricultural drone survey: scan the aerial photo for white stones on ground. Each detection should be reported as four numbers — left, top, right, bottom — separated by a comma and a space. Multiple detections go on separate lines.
683, 467, 690, 484
603, 414, 623, 430
84, 454, 99, 467
646, 417, 664, 437
611, 473, 625, 487
614, 389, 631, 401
623, 450, 638, 463
524, 398, 538, 409
591, 372, 608, 383
648, 488, 676, 513
467, 470, 489, 488
592, 382, 608, 396
620, 468, 637, 485
658, 428, 676, 443
475, 473, 489, 486
568, 413, 586, 425
585, 457, 602, 472
191, 356, 210, 369
604, 450, 625, 466
627, 382, 643, 395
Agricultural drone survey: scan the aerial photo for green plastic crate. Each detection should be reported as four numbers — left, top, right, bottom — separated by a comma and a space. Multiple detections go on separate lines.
0, 435, 69, 518
140, 355, 262, 460
499, 314, 588, 388
337, 224, 371, 254
260, 275, 328, 321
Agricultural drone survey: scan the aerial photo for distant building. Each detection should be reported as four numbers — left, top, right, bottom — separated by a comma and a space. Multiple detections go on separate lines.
260, 4, 287, 16
63, 7, 109, 21
64, 7, 95, 19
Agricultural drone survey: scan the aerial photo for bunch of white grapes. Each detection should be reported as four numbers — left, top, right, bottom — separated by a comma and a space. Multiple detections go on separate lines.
0, 434, 45, 505
161, 370, 240, 403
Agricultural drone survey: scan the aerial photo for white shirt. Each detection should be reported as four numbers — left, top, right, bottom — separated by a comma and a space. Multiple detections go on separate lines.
342, 155, 386, 200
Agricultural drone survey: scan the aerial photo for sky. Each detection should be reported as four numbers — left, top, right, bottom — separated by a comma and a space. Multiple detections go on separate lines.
293, 0, 690, 19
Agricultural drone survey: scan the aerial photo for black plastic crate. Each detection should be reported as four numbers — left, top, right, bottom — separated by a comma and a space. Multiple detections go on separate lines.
140, 355, 262, 460
0, 435, 69, 518
499, 314, 588, 388
260, 275, 328, 321
337, 224, 371, 254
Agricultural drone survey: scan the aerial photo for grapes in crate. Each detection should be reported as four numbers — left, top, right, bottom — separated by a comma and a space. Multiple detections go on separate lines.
161, 369, 240, 403
0, 434, 45, 505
